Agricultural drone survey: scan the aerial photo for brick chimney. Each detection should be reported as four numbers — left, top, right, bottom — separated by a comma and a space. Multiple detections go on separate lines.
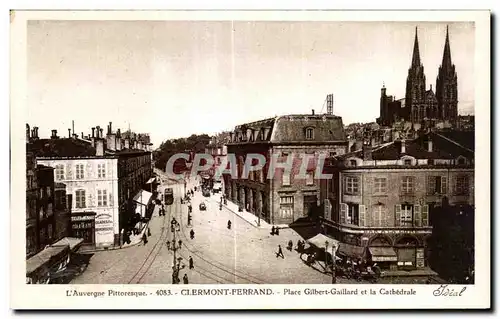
427, 137, 433, 152
107, 132, 117, 151
81, 132, 84, 139
401, 139, 406, 154
99, 127, 103, 138
96, 126, 100, 138
96, 139, 104, 156
362, 142, 372, 160
108, 122, 112, 135
312, 109, 315, 115
124, 138, 130, 149
26, 124, 30, 142
51, 129, 58, 139
116, 136, 122, 151
68, 128, 71, 138
133, 139, 138, 149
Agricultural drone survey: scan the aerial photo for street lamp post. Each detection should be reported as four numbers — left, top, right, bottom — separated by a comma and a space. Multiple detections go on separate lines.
171, 218, 180, 284
185, 162, 192, 197
332, 244, 337, 284
325, 241, 329, 274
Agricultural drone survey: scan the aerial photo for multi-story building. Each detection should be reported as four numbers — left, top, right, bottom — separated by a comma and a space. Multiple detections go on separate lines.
35, 164, 57, 249
377, 26, 458, 128
225, 110, 348, 225
26, 151, 38, 257
27, 122, 153, 249
320, 130, 474, 271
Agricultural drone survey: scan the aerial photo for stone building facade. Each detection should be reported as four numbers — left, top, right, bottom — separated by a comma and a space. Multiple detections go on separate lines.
225, 112, 348, 225
27, 123, 153, 249
320, 130, 474, 270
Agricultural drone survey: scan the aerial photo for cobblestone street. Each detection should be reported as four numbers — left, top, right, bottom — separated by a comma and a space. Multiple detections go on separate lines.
71, 179, 357, 284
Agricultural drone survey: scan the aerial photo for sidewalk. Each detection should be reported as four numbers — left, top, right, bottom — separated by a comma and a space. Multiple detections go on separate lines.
208, 196, 288, 229
79, 204, 159, 253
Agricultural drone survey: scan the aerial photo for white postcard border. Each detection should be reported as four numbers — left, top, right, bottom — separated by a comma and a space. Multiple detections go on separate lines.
10, 10, 491, 310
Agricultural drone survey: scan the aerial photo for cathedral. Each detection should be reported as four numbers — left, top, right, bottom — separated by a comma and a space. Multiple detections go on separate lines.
377, 26, 458, 128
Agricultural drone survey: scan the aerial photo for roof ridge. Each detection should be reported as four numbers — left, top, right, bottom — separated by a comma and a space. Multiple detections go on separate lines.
434, 132, 474, 153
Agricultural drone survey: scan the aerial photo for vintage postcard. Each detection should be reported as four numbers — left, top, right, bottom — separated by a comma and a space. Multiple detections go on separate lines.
10, 10, 490, 310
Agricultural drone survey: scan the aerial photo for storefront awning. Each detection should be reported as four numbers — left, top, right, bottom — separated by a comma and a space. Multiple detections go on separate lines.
307, 234, 340, 252
133, 190, 153, 206
26, 245, 70, 276
146, 177, 156, 184
338, 243, 365, 259
52, 237, 84, 251
368, 247, 398, 262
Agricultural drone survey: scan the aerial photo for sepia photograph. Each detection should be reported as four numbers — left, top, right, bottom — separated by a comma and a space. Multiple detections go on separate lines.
10, 10, 490, 310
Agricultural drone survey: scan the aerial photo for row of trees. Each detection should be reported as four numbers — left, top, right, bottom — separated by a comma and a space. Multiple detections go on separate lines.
153, 134, 212, 173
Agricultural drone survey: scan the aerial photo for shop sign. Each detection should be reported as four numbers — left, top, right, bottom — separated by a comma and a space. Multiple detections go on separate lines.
372, 256, 397, 262
95, 214, 114, 234
72, 215, 95, 222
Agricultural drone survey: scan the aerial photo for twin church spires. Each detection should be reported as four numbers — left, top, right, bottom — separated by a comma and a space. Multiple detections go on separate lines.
378, 26, 458, 127
405, 26, 458, 124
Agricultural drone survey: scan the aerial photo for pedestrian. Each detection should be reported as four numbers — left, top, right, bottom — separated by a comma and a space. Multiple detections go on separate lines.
287, 240, 293, 251
166, 240, 171, 250
142, 233, 148, 245
178, 240, 182, 249
190, 229, 195, 239
183, 274, 189, 284
189, 256, 194, 269
148, 228, 151, 236
276, 245, 284, 259
271, 226, 275, 235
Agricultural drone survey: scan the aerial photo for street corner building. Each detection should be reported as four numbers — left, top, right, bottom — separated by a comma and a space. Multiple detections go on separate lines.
319, 130, 474, 274
224, 105, 349, 226
26, 122, 154, 253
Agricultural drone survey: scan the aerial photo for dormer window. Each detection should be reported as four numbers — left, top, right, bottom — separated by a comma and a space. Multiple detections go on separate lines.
350, 160, 357, 167
404, 159, 412, 166
457, 157, 466, 165
305, 127, 314, 140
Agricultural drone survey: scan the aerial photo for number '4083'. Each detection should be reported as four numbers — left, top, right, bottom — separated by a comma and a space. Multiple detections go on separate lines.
156, 290, 172, 296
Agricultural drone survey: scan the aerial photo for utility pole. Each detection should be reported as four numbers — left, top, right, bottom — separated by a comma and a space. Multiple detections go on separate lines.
171, 218, 179, 284
332, 244, 337, 284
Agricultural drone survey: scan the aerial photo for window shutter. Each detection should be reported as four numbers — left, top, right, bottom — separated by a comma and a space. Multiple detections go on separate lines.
66, 164, 73, 180
421, 205, 429, 226
441, 176, 448, 194
414, 204, 421, 227
340, 203, 347, 224
88, 191, 94, 207
395, 205, 402, 226
359, 205, 366, 227
427, 176, 434, 195
85, 163, 90, 179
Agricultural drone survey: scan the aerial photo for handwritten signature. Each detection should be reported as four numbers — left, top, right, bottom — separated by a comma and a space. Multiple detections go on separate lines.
433, 285, 467, 297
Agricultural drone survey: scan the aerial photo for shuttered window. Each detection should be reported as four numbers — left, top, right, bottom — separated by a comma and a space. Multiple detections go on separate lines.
394, 205, 402, 226
421, 205, 429, 226
427, 176, 448, 194
414, 204, 421, 227
358, 205, 366, 227
340, 203, 348, 224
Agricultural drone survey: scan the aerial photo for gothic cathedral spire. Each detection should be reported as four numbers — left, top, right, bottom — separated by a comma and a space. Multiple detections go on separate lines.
411, 26, 421, 67
436, 25, 458, 122
405, 26, 426, 123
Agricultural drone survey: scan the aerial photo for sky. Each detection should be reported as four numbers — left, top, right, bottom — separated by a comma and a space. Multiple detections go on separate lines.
27, 20, 475, 148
